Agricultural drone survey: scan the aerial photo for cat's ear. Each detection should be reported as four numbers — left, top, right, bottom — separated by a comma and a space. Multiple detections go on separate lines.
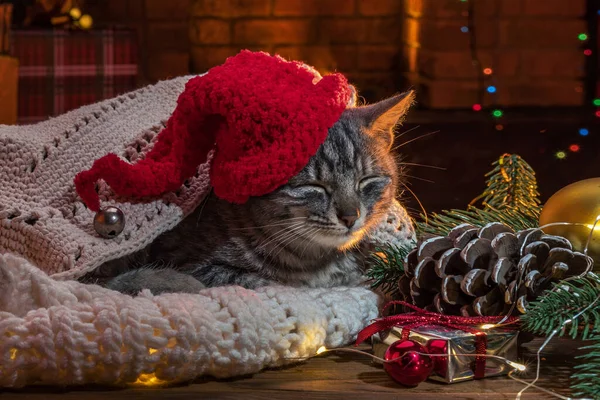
357, 90, 415, 148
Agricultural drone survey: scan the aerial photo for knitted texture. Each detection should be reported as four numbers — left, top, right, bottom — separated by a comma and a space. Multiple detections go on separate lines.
75, 50, 352, 211
0, 253, 380, 388
0, 76, 209, 280
0, 67, 415, 388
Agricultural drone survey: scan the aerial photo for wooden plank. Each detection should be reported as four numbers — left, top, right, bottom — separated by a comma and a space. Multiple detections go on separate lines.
0, 338, 581, 399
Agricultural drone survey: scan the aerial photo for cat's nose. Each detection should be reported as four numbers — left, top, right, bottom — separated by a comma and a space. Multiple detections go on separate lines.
338, 211, 360, 229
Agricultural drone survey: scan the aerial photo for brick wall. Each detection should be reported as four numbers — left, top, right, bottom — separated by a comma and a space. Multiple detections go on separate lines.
88, 0, 191, 84
190, 0, 405, 101
405, 0, 588, 108
91, 0, 588, 108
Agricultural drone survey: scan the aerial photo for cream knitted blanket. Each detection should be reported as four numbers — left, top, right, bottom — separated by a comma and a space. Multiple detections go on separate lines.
0, 76, 414, 387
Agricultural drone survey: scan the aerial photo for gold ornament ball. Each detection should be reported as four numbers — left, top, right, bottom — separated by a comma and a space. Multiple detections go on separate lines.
539, 177, 600, 267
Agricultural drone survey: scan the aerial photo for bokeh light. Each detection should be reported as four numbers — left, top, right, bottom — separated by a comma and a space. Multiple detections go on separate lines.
492, 109, 503, 118
487, 86, 497, 93
472, 104, 482, 111
579, 128, 589, 136
555, 151, 567, 160
483, 68, 493, 75
569, 144, 581, 152
578, 33, 588, 41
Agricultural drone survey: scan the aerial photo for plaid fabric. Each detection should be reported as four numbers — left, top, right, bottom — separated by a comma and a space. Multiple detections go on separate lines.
11, 29, 138, 124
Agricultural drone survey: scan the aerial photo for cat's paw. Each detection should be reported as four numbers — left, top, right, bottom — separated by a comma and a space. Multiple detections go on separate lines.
105, 268, 206, 295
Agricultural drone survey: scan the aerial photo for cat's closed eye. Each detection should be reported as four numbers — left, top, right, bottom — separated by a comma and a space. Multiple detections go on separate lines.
281, 183, 329, 198
358, 176, 391, 192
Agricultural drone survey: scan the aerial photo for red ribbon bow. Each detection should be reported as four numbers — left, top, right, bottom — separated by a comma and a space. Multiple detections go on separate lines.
355, 301, 520, 379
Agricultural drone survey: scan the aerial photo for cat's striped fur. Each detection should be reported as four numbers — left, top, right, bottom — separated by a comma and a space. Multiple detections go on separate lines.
101, 91, 414, 295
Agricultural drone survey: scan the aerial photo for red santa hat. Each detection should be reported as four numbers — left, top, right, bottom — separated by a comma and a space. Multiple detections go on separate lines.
74, 50, 353, 211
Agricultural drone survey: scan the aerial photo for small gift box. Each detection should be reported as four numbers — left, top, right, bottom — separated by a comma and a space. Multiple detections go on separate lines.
372, 324, 519, 383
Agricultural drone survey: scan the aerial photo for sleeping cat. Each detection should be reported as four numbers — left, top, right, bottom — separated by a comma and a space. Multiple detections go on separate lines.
100, 90, 414, 295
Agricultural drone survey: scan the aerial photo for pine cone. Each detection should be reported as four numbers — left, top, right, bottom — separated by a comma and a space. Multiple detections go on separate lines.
400, 222, 592, 316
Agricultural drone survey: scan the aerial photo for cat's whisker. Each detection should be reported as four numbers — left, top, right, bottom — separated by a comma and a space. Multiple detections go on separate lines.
298, 227, 322, 260
230, 217, 308, 231
391, 130, 440, 152
257, 222, 307, 251
195, 187, 213, 227
254, 226, 306, 257
403, 174, 436, 184
260, 223, 309, 254
394, 124, 421, 140
266, 225, 312, 262
399, 162, 446, 170
399, 181, 428, 224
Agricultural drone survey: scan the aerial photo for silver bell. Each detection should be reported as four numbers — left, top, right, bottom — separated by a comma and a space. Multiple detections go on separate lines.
94, 206, 125, 238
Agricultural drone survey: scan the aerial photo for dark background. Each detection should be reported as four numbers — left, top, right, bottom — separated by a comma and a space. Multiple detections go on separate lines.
397, 115, 600, 216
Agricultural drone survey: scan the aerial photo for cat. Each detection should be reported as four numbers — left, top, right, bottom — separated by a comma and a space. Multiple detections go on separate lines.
97, 90, 415, 295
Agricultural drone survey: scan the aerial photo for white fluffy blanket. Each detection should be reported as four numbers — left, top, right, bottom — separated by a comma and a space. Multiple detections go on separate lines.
0, 74, 413, 388
0, 254, 380, 387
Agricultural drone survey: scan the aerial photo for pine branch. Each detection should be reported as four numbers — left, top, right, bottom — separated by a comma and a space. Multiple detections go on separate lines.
521, 275, 600, 340
572, 335, 600, 400
417, 154, 541, 236
418, 206, 539, 236
473, 153, 541, 219
366, 242, 414, 297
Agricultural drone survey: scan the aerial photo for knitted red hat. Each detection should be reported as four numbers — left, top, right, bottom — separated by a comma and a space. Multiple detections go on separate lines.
74, 51, 352, 211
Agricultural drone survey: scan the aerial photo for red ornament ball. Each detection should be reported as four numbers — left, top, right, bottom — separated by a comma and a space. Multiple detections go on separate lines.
426, 339, 449, 378
384, 340, 433, 387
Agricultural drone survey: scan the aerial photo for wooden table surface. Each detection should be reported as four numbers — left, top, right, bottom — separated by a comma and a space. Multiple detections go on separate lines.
1, 338, 579, 400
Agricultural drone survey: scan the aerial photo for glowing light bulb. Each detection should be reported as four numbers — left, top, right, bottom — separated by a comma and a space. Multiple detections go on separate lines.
69, 7, 81, 19
480, 324, 496, 330
555, 151, 567, 160
584, 49, 593, 56
472, 104, 482, 111
495, 124, 504, 131
507, 360, 527, 371
585, 220, 600, 232
487, 86, 497, 93
483, 68, 493, 75
316, 346, 327, 355
579, 128, 589, 136
594, 99, 600, 106
79, 14, 93, 29
461, 26, 469, 33
133, 373, 165, 386
595, 110, 600, 118
492, 109, 503, 118
569, 144, 580, 152
578, 33, 588, 41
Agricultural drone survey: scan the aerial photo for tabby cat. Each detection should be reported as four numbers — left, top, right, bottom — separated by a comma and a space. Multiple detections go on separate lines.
101, 90, 414, 295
